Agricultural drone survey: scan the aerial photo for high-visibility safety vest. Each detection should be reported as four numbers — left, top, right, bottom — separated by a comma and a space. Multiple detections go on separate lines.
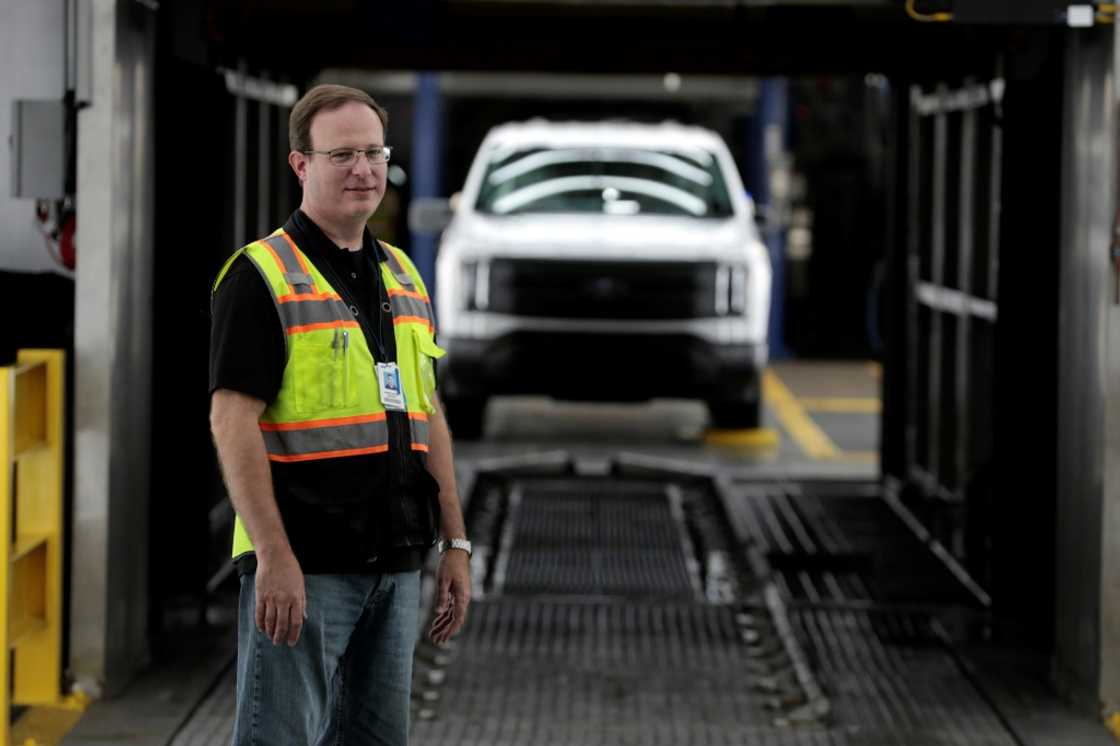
212, 229, 446, 559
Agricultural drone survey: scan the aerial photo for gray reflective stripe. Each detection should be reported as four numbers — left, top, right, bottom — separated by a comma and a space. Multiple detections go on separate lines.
261, 418, 389, 456
410, 417, 430, 446
260, 234, 305, 275
381, 243, 415, 288
390, 294, 430, 321
284, 272, 313, 288
275, 297, 347, 330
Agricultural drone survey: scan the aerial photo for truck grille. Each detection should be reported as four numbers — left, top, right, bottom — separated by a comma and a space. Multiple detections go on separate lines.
488, 258, 718, 320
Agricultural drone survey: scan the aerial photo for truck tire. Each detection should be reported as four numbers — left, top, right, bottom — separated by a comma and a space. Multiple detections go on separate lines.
444, 396, 488, 440
707, 396, 762, 430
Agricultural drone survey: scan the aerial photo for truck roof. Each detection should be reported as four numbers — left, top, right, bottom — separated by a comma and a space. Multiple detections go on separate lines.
483, 120, 729, 152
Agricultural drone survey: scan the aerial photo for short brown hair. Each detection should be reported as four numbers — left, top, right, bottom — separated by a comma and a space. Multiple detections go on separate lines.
288, 84, 389, 152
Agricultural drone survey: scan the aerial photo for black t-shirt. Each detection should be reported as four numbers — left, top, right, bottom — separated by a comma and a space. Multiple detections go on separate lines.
210, 210, 438, 575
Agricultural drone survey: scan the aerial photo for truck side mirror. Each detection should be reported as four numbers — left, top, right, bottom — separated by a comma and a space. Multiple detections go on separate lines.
408, 197, 455, 234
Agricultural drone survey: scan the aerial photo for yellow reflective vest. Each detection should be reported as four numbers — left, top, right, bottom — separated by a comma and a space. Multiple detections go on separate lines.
212, 229, 445, 559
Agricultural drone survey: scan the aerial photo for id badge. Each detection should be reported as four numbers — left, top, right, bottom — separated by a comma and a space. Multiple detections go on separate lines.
375, 362, 407, 411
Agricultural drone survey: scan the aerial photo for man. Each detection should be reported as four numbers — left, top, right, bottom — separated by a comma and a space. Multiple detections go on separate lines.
209, 84, 471, 745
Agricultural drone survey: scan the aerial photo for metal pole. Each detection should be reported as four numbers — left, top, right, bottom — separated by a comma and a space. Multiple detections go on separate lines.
257, 94, 271, 238
928, 86, 948, 487
233, 60, 247, 248
752, 78, 789, 360
956, 104, 976, 493
277, 92, 292, 222
409, 73, 443, 295
905, 86, 922, 479
988, 103, 1003, 303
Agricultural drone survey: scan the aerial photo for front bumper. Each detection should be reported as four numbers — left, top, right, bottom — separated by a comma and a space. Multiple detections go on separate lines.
439, 331, 765, 402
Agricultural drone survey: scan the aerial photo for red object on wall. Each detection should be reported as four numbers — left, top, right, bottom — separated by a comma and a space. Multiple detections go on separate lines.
59, 213, 76, 270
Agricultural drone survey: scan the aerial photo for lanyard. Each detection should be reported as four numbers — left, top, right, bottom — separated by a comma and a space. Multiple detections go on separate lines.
320, 242, 394, 364
366, 250, 392, 363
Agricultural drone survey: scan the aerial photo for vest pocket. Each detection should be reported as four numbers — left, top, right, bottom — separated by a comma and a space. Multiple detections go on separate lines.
410, 327, 446, 415
291, 333, 360, 414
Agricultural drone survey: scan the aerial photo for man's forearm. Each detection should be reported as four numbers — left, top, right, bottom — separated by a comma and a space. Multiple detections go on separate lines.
210, 391, 292, 560
427, 396, 466, 539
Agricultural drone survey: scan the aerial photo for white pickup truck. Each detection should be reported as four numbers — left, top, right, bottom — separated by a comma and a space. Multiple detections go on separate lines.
434, 120, 771, 437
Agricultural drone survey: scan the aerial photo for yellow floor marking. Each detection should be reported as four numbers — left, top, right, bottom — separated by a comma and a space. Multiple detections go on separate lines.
11, 693, 89, 746
11, 708, 85, 745
799, 397, 882, 414
1105, 711, 1120, 742
703, 427, 780, 449
761, 369, 840, 460
831, 450, 879, 463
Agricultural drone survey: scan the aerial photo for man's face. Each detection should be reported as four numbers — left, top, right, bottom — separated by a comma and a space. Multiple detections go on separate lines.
290, 101, 387, 226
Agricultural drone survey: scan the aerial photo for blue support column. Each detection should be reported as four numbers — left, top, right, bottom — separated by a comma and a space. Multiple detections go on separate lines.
748, 78, 789, 359
409, 73, 443, 297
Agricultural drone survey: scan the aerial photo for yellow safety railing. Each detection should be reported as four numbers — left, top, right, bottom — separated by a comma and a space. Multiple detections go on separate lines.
0, 350, 66, 745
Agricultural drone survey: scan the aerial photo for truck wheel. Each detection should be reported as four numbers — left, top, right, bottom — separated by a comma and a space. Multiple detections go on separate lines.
444, 396, 488, 440
707, 397, 762, 430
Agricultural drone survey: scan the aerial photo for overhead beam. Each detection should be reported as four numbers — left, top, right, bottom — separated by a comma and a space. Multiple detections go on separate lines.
317, 70, 759, 104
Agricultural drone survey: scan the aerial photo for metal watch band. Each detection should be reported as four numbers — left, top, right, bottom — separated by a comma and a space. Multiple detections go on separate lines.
439, 537, 472, 556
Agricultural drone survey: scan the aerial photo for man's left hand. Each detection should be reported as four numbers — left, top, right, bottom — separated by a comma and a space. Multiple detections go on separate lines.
429, 548, 472, 645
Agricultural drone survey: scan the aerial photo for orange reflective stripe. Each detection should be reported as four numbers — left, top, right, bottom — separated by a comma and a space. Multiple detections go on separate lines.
277, 291, 342, 304
388, 287, 429, 302
408, 412, 429, 422
411, 443, 430, 452
393, 316, 433, 329
268, 444, 390, 462
260, 412, 388, 432
286, 320, 360, 335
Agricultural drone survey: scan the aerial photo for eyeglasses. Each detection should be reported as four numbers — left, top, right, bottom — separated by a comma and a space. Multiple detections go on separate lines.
303, 146, 392, 168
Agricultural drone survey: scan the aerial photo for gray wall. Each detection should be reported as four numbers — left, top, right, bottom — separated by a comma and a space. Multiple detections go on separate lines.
71, 0, 156, 696
0, 0, 70, 273
1054, 25, 1117, 709
1102, 21, 1120, 714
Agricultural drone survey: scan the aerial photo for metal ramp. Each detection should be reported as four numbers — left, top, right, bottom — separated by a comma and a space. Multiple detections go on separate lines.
170, 460, 1030, 745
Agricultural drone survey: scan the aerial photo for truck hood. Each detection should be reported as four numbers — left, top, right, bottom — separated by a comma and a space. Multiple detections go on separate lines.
444, 213, 758, 262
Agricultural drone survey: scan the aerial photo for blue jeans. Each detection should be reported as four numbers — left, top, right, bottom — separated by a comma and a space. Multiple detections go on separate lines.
232, 571, 421, 746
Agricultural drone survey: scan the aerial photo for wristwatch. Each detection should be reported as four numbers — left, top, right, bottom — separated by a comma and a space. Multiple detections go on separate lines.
438, 537, 473, 556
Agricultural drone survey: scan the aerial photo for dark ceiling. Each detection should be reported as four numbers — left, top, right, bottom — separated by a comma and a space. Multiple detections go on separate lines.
185, 1, 1036, 80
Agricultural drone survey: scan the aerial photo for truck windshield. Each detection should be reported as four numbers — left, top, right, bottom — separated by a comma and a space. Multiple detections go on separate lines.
474, 147, 736, 218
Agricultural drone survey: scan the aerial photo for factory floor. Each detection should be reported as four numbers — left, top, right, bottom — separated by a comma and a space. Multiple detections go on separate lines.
45, 361, 1113, 746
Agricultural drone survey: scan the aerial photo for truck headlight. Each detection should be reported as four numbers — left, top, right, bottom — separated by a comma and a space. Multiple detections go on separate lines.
716, 263, 748, 315
461, 260, 490, 310
730, 265, 747, 314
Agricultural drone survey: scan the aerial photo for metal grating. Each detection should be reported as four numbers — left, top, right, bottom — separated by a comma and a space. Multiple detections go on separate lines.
791, 608, 1017, 746
721, 483, 980, 606
499, 480, 699, 598
169, 477, 1023, 745
411, 599, 1018, 746
411, 599, 821, 746
167, 604, 1020, 746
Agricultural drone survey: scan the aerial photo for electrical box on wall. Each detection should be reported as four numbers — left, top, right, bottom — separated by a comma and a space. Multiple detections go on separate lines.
10, 100, 65, 201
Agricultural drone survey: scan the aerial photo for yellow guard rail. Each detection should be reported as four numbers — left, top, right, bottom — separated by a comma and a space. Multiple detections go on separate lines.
0, 350, 66, 744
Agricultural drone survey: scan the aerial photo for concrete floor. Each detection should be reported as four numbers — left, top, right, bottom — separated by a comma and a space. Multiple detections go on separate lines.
459, 359, 880, 479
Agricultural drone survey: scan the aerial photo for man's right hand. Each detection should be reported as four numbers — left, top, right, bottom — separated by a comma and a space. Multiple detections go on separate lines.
254, 549, 307, 647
